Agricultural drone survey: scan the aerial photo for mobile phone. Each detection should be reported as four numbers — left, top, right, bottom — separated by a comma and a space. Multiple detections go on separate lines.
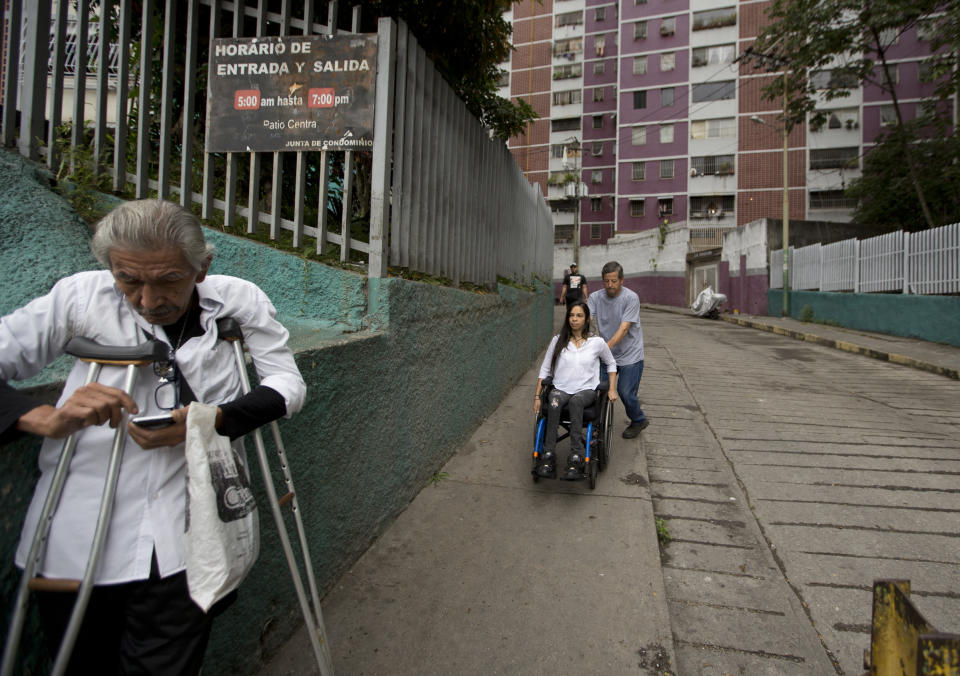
131, 414, 175, 429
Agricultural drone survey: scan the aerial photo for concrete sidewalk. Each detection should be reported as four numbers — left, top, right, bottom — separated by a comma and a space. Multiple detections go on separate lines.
260, 360, 674, 675
642, 304, 960, 381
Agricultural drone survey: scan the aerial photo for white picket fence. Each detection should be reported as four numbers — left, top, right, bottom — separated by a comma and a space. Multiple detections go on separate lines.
770, 222, 960, 295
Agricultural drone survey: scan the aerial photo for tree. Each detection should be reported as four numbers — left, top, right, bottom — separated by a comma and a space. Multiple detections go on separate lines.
845, 119, 960, 229
748, 0, 959, 229
359, 0, 537, 139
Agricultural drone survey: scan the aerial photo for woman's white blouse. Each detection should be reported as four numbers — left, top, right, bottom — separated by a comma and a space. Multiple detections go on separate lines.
538, 335, 617, 394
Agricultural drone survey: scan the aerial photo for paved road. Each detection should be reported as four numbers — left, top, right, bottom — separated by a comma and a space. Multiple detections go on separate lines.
261, 309, 960, 676
643, 311, 960, 675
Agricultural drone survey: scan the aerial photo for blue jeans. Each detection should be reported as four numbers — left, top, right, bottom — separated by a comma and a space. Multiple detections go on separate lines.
601, 360, 646, 426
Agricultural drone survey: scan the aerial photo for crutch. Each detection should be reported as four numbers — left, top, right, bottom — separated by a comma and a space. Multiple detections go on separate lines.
216, 317, 334, 676
2, 337, 170, 676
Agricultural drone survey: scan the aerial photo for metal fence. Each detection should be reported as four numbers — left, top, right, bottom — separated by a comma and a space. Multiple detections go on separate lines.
770, 222, 960, 295
1, 1, 553, 287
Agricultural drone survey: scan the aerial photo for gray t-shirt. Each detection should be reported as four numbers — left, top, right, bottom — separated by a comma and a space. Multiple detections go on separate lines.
588, 286, 644, 365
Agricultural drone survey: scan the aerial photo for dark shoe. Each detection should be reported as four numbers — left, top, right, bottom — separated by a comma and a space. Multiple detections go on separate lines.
622, 419, 650, 439
535, 452, 556, 478
561, 454, 585, 481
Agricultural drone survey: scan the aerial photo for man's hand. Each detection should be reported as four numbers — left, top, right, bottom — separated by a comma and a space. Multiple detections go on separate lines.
16, 383, 138, 439
607, 390, 619, 402
128, 405, 224, 449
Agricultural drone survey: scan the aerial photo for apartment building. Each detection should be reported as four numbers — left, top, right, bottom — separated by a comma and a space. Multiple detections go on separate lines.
500, 0, 946, 249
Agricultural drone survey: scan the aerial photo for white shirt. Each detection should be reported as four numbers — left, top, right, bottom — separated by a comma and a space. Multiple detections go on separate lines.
0, 271, 306, 584
538, 335, 617, 394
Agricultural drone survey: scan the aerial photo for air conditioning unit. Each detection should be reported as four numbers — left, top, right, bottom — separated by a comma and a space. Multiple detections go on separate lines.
660, 27, 674, 36
690, 168, 698, 177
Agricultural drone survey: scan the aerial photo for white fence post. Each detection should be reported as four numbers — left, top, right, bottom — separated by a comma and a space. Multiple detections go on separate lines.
369, 17, 397, 279
854, 238, 860, 293
903, 231, 910, 294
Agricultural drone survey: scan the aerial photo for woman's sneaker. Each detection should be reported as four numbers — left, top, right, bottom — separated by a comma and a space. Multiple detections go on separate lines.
535, 452, 557, 478
561, 454, 585, 481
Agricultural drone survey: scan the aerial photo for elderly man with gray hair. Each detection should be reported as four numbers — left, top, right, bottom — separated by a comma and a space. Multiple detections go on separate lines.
0, 199, 305, 674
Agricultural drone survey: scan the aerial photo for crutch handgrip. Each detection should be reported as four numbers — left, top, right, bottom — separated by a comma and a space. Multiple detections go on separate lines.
277, 491, 295, 508
216, 317, 243, 342
27, 578, 81, 593
65, 337, 171, 365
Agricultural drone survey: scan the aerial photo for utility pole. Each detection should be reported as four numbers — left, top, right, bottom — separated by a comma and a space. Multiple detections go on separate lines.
565, 138, 583, 266
781, 77, 790, 317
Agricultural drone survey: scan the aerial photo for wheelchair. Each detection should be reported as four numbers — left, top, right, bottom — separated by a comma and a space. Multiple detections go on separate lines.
531, 378, 614, 490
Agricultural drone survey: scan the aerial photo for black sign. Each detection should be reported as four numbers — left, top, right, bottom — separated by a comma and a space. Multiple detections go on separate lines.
205, 34, 378, 153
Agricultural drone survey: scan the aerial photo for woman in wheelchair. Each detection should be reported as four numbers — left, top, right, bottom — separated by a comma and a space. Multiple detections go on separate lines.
534, 301, 618, 480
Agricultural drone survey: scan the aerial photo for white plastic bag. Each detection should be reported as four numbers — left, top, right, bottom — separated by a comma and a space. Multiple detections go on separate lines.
184, 403, 259, 612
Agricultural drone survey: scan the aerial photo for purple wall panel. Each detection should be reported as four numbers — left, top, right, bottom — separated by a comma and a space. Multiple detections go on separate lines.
623, 274, 687, 307
620, 0, 691, 23
721, 258, 769, 316
584, 59, 619, 87
619, 86, 689, 124
583, 113, 617, 139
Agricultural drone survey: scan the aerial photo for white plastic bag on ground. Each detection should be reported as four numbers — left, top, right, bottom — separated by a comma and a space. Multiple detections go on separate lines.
184, 403, 259, 611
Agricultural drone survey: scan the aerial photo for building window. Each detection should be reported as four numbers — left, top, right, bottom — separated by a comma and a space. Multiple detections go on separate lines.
690, 195, 735, 218
659, 159, 675, 179
551, 143, 580, 161
810, 107, 859, 132
593, 87, 605, 102
555, 11, 583, 27
692, 44, 735, 67
632, 161, 646, 180
634, 21, 647, 40
553, 63, 583, 80
917, 18, 937, 41
595, 35, 606, 57
591, 223, 602, 240
690, 155, 734, 176
810, 147, 860, 170
660, 87, 675, 107
918, 60, 936, 82
592, 115, 603, 129
592, 141, 603, 156
660, 52, 676, 71
591, 170, 603, 183
553, 89, 582, 106
657, 198, 673, 216
691, 80, 736, 102
691, 155, 735, 176
591, 197, 603, 212
633, 55, 648, 75
692, 7, 736, 31
632, 126, 647, 145
552, 37, 584, 57
690, 117, 736, 138
811, 69, 859, 90
630, 199, 645, 217
660, 17, 676, 36
879, 105, 897, 127
594, 61, 605, 75
497, 70, 509, 88
635, 0, 647, 5
660, 124, 674, 144
595, 7, 606, 22
551, 117, 581, 132
878, 28, 899, 48
810, 190, 857, 209
633, 90, 647, 109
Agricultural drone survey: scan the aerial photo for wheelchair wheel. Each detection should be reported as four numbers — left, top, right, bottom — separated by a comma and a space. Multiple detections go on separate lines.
588, 457, 598, 489
600, 397, 614, 470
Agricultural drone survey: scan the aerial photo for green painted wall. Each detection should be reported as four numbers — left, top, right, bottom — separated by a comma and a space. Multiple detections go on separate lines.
767, 290, 960, 347
0, 149, 554, 673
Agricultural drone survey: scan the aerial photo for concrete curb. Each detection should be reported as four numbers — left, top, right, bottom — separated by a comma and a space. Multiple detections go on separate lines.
719, 314, 960, 381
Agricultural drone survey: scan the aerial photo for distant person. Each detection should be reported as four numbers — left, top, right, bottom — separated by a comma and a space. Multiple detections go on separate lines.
534, 301, 617, 479
588, 261, 649, 439
560, 263, 588, 305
